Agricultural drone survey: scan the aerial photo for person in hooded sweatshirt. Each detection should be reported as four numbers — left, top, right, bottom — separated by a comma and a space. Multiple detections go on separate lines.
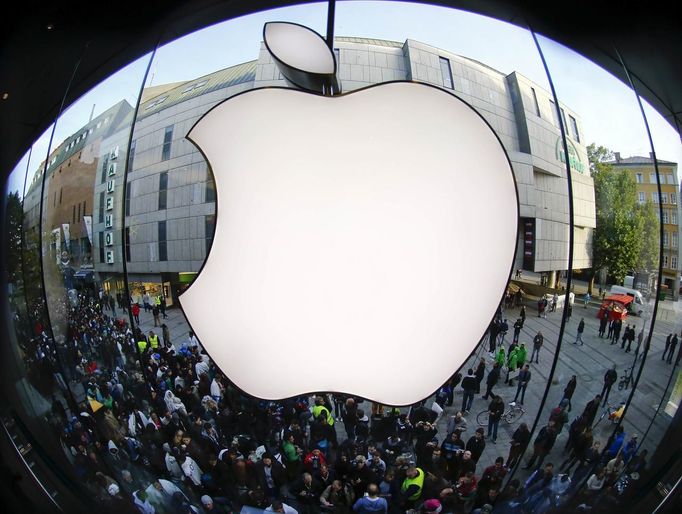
353, 483, 388, 513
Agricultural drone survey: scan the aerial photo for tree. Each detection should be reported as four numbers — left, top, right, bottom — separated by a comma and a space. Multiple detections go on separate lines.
636, 200, 660, 273
587, 144, 643, 292
3, 191, 23, 286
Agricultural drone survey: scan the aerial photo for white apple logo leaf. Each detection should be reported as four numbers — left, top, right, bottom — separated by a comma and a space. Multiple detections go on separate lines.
180, 22, 518, 406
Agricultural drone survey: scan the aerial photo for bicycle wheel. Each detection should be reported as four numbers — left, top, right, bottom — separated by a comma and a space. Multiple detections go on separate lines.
505, 407, 524, 424
477, 410, 489, 426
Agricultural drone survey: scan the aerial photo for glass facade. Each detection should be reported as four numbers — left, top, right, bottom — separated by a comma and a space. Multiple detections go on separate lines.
1, 2, 680, 513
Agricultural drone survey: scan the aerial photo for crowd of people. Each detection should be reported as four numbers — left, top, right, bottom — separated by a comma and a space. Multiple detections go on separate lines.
8, 278, 660, 514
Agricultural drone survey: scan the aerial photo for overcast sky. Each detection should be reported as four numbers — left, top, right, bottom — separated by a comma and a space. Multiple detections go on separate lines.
8, 0, 680, 195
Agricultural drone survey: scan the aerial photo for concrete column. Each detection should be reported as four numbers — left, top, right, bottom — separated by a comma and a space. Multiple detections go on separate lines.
547, 270, 557, 289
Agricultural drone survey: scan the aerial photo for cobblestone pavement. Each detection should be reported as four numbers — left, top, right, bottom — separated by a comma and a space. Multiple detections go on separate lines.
131, 277, 681, 484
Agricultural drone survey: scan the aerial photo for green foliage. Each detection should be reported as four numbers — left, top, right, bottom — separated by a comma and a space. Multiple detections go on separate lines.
636, 200, 660, 272
588, 143, 648, 284
3, 191, 24, 285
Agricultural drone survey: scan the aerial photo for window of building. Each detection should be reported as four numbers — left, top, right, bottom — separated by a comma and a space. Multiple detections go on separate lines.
530, 87, 541, 117
667, 173, 674, 185
661, 192, 669, 204
662, 210, 670, 223
650, 172, 657, 184
77, 203, 81, 221
549, 100, 560, 127
125, 184, 131, 217
205, 180, 216, 203
652, 192, 659, 203
569, 115, 580, 142
636, 173, 643, 183
83, 200, 86, 216
181, 80, 208, 94
673, 211, 678, 225
159, 172, 168, 210
98, 232, 105, 263
145, 96, 168, 110
673, 256, 678, 270
560, 108, 567, 130
125, 227, 131, 262
162, 126, 173, 161
128, 139, 136, 172
671, 193, 677, 204
673, 232, 678, 248
98, 191, 105, 223
101, 155, 109, 184
59, 188, 63, 204
638, 191, 645, 203
663, 232, 669, 247
439, 57, 453, 89
158, 221, 167, 261
663, 255, 669, 267
72, 205, 76, 224
205, 215, 216, 255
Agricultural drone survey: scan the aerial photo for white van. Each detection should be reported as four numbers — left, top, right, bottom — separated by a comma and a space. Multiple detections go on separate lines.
609, 285, 645, 315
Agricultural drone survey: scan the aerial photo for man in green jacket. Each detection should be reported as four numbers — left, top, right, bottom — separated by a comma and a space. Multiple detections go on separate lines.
505, 347, 518, 385
282, 433, 301, 480
495, 346, 506, 368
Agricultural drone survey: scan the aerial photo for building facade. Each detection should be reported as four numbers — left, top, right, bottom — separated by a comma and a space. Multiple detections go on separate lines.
610, 153, 680, 299
86, 37, 596, 302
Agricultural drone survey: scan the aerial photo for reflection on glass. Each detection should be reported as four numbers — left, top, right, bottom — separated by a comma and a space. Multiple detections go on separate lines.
1, 2, 679, 513
533, 32, 680, 506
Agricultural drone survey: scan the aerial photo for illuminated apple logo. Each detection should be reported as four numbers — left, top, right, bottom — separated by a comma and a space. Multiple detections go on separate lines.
180, 22, 518, 405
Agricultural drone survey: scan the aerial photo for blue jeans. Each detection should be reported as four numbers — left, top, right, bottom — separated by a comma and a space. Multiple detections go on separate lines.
488, 418, 500, 441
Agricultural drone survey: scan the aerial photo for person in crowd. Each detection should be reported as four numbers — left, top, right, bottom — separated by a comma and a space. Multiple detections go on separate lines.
531, 331, 543, 363
523, 422, 557, 470
482, 363, 500, 400
460, 369, 477, 413
600, 365, 618, 407
506, 422, 530, 469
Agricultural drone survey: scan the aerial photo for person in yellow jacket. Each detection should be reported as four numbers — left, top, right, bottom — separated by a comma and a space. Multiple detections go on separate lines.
137, 338, 148, 353
312, 396, 334, 426
400, 467, 424, 508
148, 330, 160, 349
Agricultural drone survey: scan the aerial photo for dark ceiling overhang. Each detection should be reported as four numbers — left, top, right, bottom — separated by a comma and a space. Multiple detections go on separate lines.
1, 0, 680, 185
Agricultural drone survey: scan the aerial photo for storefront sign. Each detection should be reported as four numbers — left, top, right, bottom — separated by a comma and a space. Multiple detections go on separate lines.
556, 137, 585, 173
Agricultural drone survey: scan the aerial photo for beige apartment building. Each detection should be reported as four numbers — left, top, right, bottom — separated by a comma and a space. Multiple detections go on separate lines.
610, 153, 680, 299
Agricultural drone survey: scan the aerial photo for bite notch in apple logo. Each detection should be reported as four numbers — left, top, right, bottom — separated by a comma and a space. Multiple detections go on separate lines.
180, 22, 518, 406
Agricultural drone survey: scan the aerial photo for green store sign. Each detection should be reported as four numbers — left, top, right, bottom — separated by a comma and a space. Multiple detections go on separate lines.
556, 137, 585, 174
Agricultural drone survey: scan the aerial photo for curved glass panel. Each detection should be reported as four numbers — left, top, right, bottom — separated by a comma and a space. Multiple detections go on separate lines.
533, 32, 676, 508
333, 0, 573, 503
1, 2, 680, 513
32, 54, 152, 507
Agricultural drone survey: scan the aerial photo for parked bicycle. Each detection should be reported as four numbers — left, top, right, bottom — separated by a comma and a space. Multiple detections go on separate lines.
477, 401, 525, 426
618, 368, 634, 390
593, 401, 625, 428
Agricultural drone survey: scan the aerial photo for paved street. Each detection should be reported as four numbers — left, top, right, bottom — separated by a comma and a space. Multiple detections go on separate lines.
128, 274, 681, 484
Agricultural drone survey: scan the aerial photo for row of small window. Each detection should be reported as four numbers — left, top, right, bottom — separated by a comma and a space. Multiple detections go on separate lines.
64, 116, 111, 153
641, 191, 678, 204
654, 209, 680, 225
438, 56, 581, 143
101, 216, 216, 263
662, 232, 679, 248
663, 255, 678, 270
636, 173, 677, 185
143, 80, 210, 112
